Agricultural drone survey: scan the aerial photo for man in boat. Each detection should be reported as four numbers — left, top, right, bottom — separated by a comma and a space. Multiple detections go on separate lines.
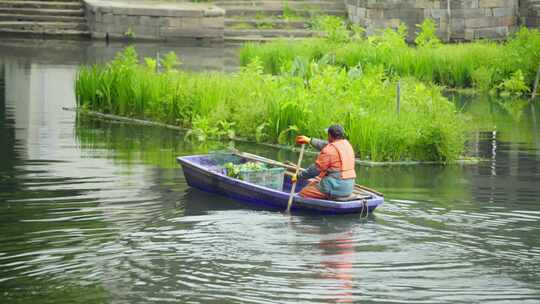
293, 124, 356, 200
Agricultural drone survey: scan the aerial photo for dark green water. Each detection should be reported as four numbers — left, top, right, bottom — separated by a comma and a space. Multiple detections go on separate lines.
1, 39, 540, 304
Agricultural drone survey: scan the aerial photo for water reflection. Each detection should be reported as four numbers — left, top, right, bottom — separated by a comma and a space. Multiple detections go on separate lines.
1, 42, 540, 303
0, 37, 239, 72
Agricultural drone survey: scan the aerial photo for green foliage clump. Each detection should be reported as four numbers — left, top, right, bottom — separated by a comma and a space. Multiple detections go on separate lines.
497, 70, 530, 97
76, 47, 468, 162
311, 15, 350, 43
415, 18, 441, 48
224, 162, 267, 178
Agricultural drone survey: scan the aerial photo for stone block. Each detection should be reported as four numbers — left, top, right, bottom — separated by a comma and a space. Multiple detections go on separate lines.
465, 16, 495, 27
429, 8, 448, 19
357, 7, 367, 17
367, 9, 384, 18
356, 0, 369, 7
400, 8, 425, 19
464, 28, 475, 39
499, 15, 516, 26
464, 0, 480, 8
387, 18, 402, 27
180, 18, 203, 30
131, 25, 159, 38
203, 7, 225, 17
451, 17, 465, 31
102, 13, 114, 24
84, 1, 228, 41
92, 32, 107, 39
478, 0, 516, 8
139, 15, 155, 27
492, 7, 514, 17
527, 16, 540, 27
449, 0, 479, 9
472, 26, 509, 39
160, 27, 222, 39
451, 8, 488, 17
465, 15, 515, 28
383, 8, 401, 18
414, 0, 442, 9
98, 5, 113, 14
128, 15, 140, 26
167, 17, 182, 28
201, 17, 224, 29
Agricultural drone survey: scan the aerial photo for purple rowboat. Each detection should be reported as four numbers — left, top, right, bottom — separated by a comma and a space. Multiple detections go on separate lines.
177, 154, 384, 214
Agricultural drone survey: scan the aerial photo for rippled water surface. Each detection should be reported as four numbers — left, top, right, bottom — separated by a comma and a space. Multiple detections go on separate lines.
1, 39, 540, 303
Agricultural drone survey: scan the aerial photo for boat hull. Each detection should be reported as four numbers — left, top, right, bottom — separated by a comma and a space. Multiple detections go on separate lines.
177, 155, 384, 214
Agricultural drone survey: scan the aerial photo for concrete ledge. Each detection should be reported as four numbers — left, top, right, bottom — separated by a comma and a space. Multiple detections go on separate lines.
83, 0, 225, 41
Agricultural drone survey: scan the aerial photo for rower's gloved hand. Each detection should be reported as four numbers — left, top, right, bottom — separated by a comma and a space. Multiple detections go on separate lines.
296, 135, 311, 145
291, 174, 298, 183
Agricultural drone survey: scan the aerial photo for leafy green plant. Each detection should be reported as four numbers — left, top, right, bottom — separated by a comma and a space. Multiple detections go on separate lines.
224, 162, 267, 178
497, 70, 530, 97
255, 122, 269, 143
311, 15, 350, 43
415, 18, 441, 48
160, 51, 181, 72
124, 27, 135, 39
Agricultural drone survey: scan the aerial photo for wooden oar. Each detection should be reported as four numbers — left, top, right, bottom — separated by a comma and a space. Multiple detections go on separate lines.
285, 144, 305, 213
232, 149, 384, 197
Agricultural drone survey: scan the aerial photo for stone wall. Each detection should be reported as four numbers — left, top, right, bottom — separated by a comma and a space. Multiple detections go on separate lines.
520, 0, 540, 28
83, 0, 225, 41
346, 0, 519, 41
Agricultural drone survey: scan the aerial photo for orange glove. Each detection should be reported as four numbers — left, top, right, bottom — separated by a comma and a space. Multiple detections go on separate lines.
291, 174, 298, 183
295, 135, 311, 145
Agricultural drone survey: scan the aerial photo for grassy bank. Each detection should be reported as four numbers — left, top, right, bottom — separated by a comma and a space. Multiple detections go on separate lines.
240, 18, 540, 95
76, 47, 467, 162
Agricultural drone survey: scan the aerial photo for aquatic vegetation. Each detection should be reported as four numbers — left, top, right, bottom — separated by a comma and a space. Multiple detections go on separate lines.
240, 22, 540, 92
76, 47, 467, 162
224, 162, 267, 178
497, 70, 530, 97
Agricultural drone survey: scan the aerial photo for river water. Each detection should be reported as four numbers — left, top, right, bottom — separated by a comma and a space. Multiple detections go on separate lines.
1, 38, 539, 304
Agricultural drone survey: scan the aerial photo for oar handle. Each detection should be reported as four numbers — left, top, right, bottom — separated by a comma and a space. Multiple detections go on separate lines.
286, 144, 305, 213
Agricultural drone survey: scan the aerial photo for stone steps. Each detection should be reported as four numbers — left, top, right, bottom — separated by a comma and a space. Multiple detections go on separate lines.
0, 1, 82, 10
215, 0, 345, 11
0, 27, 89, 37
225, 28, 314, 37
1, 0, 81, 2
0, 13, 85, 22
216, 0, 346, 41
0, 0, 88, 38
0, 21, 86, 30
226, 18, 308, 29
0, 7, 84, 16
223, 7, 346, 17
226, 35, 308, 42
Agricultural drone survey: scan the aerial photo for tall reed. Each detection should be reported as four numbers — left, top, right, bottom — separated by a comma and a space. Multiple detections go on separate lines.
239, 22, 540, 92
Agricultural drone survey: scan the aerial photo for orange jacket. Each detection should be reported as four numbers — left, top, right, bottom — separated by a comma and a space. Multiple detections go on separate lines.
315, 139, 356, 179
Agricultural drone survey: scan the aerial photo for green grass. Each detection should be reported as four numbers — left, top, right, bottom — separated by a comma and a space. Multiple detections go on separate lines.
76, 47, 468, 162
239, 19, 540, 94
